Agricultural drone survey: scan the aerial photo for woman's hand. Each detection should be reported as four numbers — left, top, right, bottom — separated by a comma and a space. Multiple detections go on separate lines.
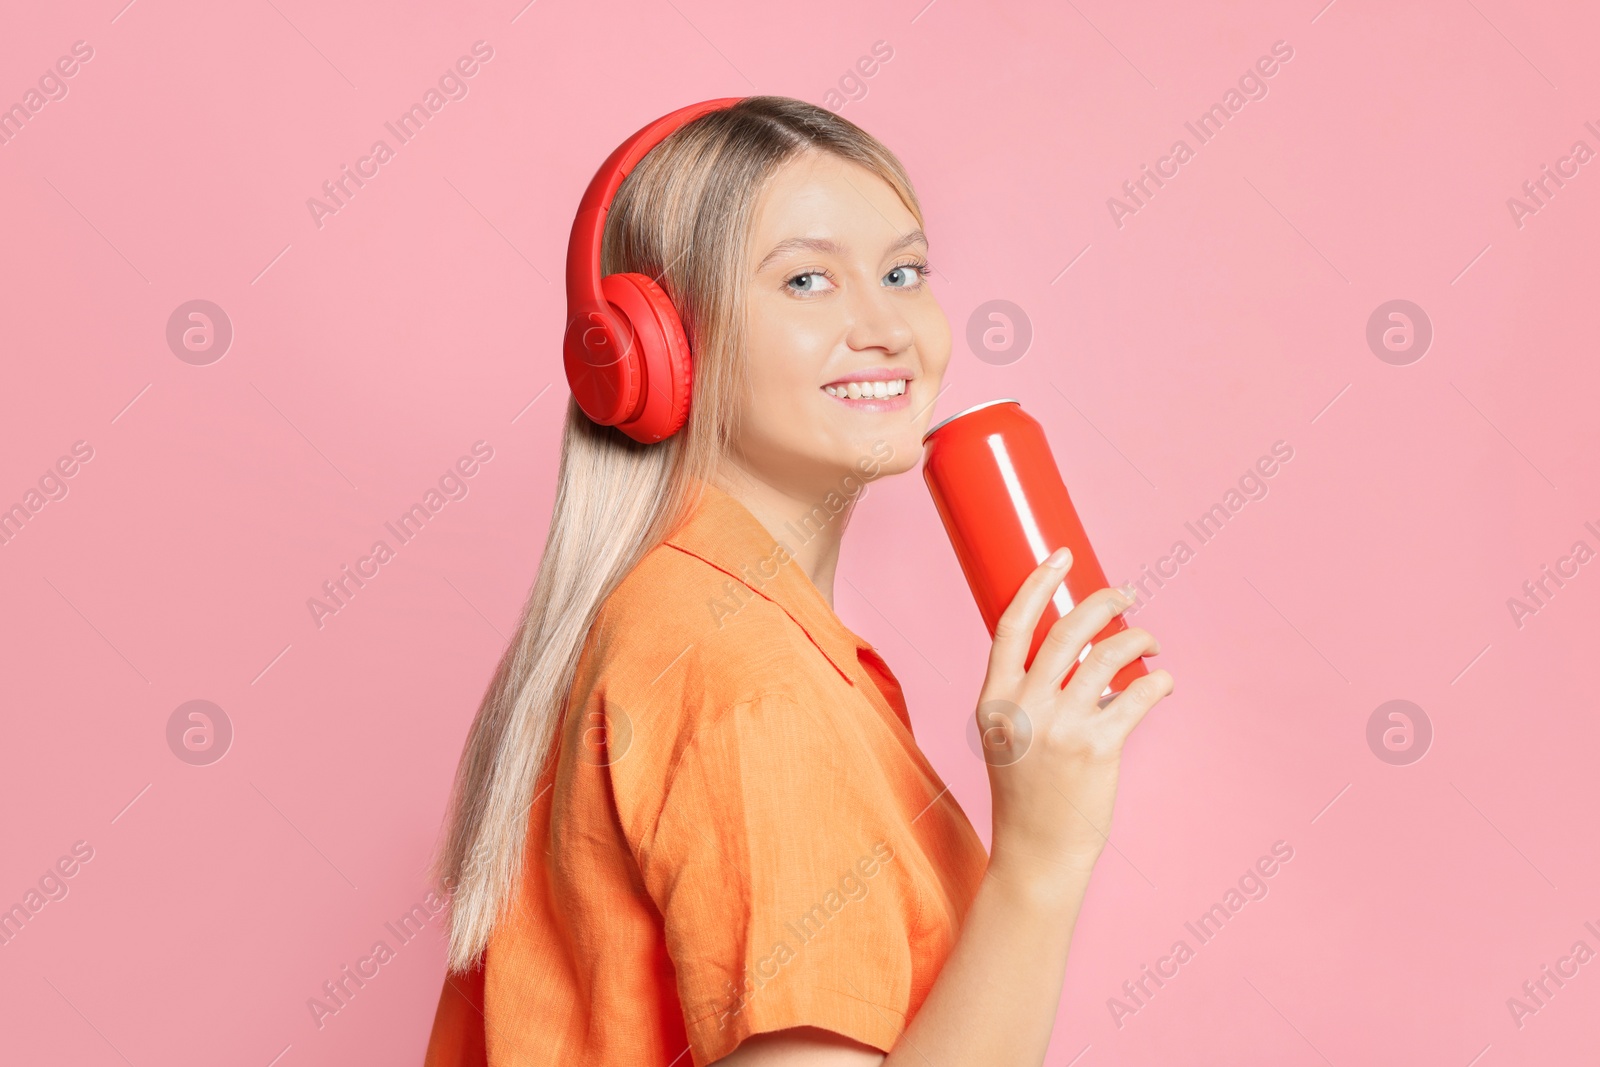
976, 547, 1174, 902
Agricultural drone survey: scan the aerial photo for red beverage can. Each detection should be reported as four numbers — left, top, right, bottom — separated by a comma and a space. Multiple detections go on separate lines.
921, 399, 1146, 702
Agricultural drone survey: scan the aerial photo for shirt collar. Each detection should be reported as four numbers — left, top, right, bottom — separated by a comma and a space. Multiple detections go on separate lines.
663, 480, 868, 684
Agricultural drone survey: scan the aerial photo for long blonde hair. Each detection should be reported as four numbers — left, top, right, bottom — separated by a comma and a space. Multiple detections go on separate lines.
432, 96, 925, 971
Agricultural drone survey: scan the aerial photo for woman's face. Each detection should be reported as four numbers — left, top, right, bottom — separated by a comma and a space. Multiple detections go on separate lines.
731, 150, 951, 500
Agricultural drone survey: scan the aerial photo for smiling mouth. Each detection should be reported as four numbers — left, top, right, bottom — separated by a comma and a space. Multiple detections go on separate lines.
823, 378, 908, 400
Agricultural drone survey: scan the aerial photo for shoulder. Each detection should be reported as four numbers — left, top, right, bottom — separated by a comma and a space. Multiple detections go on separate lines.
582, 538, 827, 727
577, 540, 846, 841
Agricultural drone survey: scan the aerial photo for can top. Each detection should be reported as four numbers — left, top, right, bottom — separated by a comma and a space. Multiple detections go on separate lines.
921, 398, 1021, 444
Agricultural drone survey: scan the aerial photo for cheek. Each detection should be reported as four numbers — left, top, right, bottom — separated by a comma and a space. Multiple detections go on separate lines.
911, 302, 953, 373
744, 296, 840, 396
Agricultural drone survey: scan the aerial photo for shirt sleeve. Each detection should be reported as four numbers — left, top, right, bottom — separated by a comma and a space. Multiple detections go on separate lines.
634, 690, 919, 1065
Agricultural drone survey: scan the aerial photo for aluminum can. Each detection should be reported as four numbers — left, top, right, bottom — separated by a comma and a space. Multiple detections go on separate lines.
921, 399, 1147, 701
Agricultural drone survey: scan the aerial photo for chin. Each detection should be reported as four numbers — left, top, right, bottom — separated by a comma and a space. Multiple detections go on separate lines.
835, 429, 920, 481
871, 445, 921, 478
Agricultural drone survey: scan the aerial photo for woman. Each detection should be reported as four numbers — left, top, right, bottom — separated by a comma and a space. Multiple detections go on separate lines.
423, 96, 1173, 1066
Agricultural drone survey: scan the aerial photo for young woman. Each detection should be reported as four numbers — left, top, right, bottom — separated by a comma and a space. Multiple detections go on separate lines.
423, 96, 1174, 1067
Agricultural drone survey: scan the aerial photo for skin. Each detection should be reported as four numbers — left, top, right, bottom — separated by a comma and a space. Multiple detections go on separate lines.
708, 151, 1176, 1066
709, 149, 947, 610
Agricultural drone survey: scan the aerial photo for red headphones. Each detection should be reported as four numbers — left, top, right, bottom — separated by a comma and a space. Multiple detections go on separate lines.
562, 98, 744, 443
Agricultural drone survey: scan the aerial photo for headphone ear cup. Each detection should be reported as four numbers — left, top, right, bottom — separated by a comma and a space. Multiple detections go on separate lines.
601, 272, 693, 443
562, 307, 641, 429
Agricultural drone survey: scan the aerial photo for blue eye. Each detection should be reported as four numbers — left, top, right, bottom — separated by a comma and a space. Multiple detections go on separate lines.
786, 270, 835, 294
884, 261, 931, 288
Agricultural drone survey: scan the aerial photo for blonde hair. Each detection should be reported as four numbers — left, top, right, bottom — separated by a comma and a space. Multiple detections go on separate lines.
432, 96, 925, 971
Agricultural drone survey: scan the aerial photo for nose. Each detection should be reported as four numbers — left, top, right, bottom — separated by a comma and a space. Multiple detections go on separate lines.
843, 275, 915, 356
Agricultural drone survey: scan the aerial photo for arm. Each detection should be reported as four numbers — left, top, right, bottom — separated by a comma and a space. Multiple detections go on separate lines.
713, 549, 1174, 1067
713, 864, 1088, 1066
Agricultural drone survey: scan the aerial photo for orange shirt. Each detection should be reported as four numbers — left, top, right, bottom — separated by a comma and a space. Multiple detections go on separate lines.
424, 480, 990, 1066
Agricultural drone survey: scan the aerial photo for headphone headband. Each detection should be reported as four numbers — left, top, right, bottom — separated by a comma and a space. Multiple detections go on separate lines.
561, 98, 742, 442
564, 98, 741, 323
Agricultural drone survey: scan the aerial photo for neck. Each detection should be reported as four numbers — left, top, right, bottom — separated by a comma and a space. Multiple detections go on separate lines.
707, 461, 857, 611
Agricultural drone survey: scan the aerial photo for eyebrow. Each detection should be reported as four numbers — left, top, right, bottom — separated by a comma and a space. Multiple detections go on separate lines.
755, 229, 928, 273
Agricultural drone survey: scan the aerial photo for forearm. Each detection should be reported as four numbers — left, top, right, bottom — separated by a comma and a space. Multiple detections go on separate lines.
883, 860, 1093, 1067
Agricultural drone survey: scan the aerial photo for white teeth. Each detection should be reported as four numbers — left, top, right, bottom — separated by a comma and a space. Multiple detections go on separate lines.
826, 378, 907, 399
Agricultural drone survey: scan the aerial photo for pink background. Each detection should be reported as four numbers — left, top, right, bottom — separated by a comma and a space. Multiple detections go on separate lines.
2, 0, 1596, 1063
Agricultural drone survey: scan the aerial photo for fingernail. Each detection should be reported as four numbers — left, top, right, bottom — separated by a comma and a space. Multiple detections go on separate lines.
1117, 582, 1137, 601
1047, 548, 1071, 567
